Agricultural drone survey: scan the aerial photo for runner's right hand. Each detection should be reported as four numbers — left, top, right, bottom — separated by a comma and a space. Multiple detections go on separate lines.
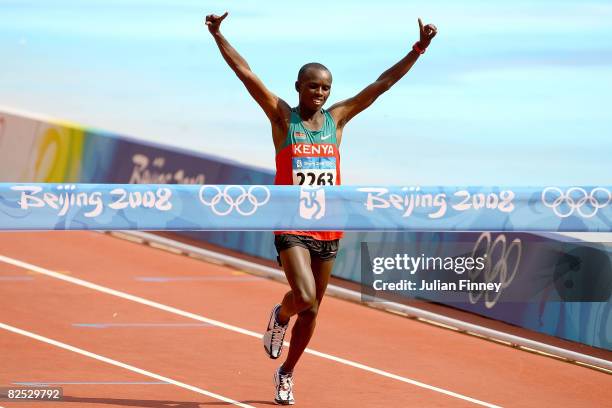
205, 12, 228, 34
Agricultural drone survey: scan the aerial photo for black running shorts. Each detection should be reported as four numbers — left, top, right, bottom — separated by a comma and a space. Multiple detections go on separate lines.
274, 234, 340, 266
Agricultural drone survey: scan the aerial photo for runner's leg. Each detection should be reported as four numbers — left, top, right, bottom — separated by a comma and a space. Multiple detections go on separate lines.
280, 254, 335, 372
277, 246, 314, 323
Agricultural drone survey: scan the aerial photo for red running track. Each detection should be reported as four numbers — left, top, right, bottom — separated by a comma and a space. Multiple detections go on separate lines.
0, 231, 610, 407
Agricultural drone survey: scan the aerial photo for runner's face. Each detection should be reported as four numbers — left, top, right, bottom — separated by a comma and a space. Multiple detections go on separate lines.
297, 68, 332, 110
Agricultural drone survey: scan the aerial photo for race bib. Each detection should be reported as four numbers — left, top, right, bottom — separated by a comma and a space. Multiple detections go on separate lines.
292, 157, 337, 186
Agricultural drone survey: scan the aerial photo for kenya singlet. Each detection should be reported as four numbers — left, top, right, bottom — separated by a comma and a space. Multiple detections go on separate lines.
274, 107, 343, 240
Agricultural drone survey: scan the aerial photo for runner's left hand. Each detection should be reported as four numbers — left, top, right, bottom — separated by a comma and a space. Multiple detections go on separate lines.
418, 18, 437, 48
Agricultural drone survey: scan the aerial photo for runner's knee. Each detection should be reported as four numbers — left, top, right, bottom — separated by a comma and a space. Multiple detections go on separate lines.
297, 301, 319, 321
293, 290, 317, 313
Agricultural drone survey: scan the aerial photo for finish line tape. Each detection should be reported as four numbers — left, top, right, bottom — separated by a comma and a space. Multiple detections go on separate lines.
0, 184, 610, 232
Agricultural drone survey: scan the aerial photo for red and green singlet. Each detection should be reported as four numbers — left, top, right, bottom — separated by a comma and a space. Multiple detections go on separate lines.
274, 108, 343, 240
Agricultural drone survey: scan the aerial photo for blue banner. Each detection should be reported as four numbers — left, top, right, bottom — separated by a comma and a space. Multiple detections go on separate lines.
1, 184, 610, 231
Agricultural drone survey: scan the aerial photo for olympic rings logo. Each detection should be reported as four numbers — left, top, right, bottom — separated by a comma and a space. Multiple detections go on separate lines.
542, 187, 611, 218
469, 232, 522, 309
198, 185, 270, 216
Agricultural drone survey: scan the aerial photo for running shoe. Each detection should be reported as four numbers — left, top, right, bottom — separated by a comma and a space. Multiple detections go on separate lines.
263, 304, 288, 359
274, 366, 295, 405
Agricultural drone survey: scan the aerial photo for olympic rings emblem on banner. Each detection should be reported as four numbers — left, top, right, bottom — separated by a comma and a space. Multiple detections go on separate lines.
542, 187, 611, 218
199, 185, 271, 216
469, 232, 522, 309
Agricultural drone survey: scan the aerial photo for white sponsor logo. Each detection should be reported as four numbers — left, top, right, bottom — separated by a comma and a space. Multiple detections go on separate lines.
542, 187, 611, 218
130, 154, 205, 184
299, 186, 326, 220
358, 187, 447, 218
12, 185, 104, 217
358, 187, 515, 218
292, 144, 334, 156
11, 184, 172, 217
321, 134, 332, 140
468, 232, 522, 309
199, 185, 270, 216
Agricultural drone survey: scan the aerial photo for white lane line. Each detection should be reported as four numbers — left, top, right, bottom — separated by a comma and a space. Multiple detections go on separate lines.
15, 382, 170, 385
72, 323, 212, 328
0, 254, 501, 408
0, 322, 253, 408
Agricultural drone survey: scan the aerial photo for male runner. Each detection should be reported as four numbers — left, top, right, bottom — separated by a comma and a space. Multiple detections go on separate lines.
205, 12, 437, 405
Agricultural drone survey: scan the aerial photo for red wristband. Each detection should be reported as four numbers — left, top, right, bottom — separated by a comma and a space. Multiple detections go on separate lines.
412, 41, 426, 55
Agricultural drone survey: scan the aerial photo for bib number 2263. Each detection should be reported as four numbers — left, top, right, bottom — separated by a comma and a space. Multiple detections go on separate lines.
293, 171, 335, 186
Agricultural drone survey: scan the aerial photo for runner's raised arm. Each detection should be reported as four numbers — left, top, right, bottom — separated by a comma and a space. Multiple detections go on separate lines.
330, 18, 437, 135
205, 12, 291, 129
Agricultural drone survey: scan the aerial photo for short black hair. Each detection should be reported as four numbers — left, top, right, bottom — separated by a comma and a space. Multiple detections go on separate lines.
297, 62, 332, 82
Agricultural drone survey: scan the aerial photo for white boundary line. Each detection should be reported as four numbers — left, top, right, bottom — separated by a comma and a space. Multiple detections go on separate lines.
0, 322, 253, 408
0, 253, 501, 408
123, 231, 612, 372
